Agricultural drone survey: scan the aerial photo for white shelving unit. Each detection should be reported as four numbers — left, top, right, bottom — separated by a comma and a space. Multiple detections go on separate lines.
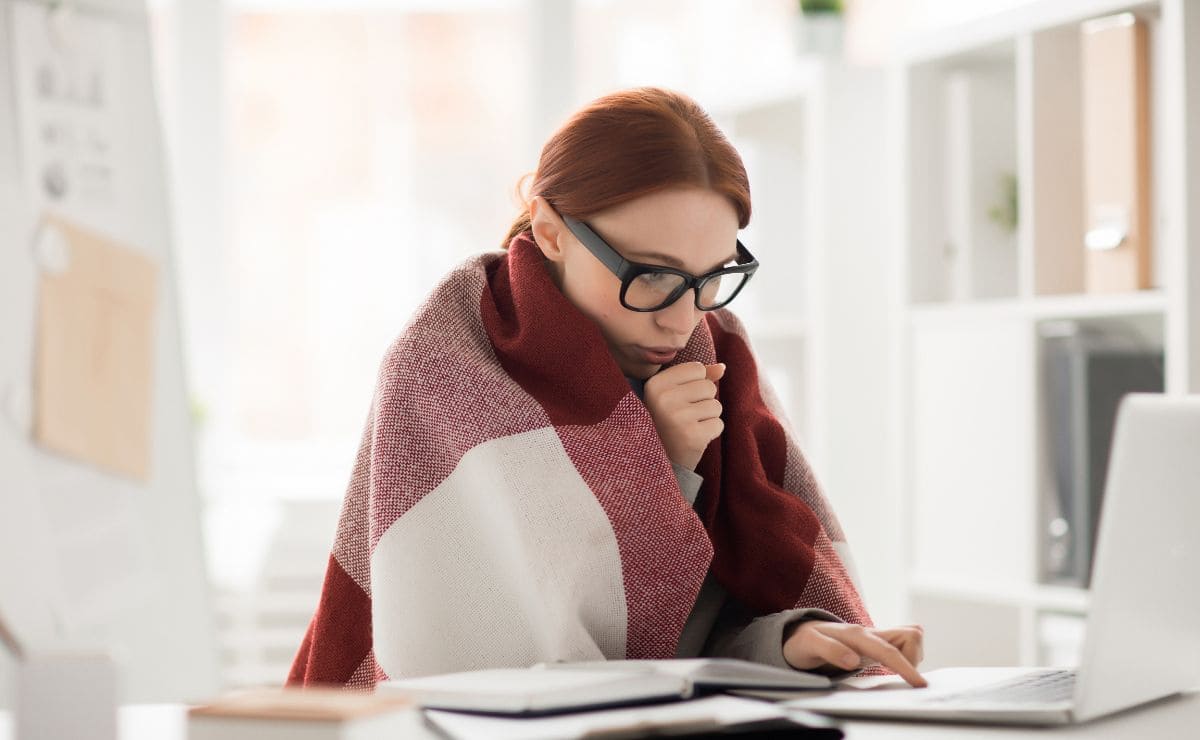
893, 0, 1200, 669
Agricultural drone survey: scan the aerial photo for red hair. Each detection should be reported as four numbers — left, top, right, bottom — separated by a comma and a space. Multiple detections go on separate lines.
502, 87, 751, 248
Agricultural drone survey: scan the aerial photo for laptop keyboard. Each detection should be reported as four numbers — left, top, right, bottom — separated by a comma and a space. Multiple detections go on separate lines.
928, 670, 1076, 705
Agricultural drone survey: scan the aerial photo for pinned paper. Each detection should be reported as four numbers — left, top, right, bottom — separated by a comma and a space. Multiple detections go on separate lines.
33, 216, 158, 480
11, 1, 122, 207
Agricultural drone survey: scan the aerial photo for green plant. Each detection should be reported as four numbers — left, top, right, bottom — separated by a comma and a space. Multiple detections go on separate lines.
987, 172, 1019, 233
800, 0, 843, 13
189, 394, 209, 428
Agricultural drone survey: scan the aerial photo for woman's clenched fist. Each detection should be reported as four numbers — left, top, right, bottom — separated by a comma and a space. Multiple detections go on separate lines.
643, 361, 726, 471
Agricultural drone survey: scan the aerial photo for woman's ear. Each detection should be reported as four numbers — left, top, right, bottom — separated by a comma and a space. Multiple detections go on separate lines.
529, 196, 569, 264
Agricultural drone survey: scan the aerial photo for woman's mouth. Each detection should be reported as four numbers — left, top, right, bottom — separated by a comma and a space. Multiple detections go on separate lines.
637, 346, 679, 364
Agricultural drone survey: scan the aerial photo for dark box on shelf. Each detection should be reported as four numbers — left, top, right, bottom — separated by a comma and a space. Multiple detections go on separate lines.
1039, 320, 1163, 587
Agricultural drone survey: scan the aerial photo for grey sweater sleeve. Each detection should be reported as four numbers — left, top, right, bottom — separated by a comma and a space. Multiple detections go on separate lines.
671, 462, 704, 506
670, 462, 864, 678
704, 602, 862, 678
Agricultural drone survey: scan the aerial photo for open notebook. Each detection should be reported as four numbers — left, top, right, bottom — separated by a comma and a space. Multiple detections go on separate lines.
380, 658, 831, 716
423, 695, 844, 740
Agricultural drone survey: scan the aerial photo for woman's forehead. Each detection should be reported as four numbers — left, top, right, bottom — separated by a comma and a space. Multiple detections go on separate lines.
588, 188, 739, 269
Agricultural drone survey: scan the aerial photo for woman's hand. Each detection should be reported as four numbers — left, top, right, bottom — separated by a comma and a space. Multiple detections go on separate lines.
784, 621, 928, 688
643, 361, 726, 471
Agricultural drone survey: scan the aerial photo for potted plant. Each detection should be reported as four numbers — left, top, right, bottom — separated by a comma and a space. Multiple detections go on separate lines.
797, 0, 844, 56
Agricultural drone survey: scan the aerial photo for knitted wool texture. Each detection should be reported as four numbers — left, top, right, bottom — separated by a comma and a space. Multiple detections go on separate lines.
287, 232, 873, 688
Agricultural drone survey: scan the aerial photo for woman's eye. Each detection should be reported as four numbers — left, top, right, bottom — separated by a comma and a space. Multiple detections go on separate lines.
641, 272, 672, 284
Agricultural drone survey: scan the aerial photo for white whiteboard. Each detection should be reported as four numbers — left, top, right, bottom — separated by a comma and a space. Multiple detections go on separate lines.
0, 0, 218, 702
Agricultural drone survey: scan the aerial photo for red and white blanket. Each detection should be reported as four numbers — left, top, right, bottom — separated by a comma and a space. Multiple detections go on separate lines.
287, 232, 873, 689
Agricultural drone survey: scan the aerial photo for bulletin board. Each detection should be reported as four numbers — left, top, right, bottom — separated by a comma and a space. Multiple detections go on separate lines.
0, 0, 219, 702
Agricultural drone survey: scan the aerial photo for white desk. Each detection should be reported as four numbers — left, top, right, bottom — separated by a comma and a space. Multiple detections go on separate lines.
2, 691, 1198, 738
837, 690, 1200, 738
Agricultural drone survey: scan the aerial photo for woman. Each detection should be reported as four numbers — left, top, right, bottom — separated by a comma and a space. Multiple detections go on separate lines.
288, 87, 925, 690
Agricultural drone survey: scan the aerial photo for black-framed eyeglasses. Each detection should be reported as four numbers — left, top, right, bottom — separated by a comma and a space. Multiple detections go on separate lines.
561, 215, 759, 312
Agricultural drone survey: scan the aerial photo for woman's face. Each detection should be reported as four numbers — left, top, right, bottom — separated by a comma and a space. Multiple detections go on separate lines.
529, 187, 741, 380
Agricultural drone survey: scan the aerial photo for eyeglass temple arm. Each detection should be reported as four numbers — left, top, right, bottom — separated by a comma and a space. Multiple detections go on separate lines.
735, 240, 756, 266
562, 215, 629, 275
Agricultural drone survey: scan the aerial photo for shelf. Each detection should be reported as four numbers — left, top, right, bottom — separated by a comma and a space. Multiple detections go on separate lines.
898, 0, 1160, 63
910, 576, 1091, 614
1031, 583, 1093, 614
905, 2, 1169, 305
907, 290, 1166, 324
908, 297, 1023, 323
896, 0, 1197, 671
1027, 290, 1167, 319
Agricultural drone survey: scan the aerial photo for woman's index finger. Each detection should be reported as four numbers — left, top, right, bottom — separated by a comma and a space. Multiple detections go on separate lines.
840, 629, 928, 688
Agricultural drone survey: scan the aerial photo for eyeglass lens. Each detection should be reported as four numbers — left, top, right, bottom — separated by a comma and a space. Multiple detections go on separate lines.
624, 271, 747, 310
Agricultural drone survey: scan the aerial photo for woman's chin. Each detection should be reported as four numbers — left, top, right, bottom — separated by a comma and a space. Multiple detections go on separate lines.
618, 357, 660, 380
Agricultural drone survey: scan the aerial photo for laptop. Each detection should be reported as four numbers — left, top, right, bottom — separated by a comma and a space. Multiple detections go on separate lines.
787, 393, 1200, 725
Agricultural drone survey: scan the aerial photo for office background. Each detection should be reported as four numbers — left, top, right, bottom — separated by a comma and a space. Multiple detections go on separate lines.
6, 0, 1193, 696
153, 0, 911, 689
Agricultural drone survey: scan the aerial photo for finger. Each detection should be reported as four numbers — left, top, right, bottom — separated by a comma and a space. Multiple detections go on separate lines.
874, 625, 924, 642
647, 362, 707, 389
835, 628, 927, 688
882, 631, 922, 668
665, 379, 719, 404
858, 632, 927, 688
875, 627, 924, 667
697, 417, 724, 441
705, 362, 726, 381
684, 398, 722, 422
799, 628, 864, 672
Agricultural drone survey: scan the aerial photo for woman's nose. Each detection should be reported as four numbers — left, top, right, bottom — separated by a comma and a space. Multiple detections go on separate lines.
654, 290, 700, 335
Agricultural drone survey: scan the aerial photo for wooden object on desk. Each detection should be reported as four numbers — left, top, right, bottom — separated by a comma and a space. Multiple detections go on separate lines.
1081, 12, 1152, 293
187, 688, 414, 740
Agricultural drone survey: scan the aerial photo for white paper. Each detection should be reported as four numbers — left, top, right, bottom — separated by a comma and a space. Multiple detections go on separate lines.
540, 657, 832, 689
424, 695, 789, 740
383, 667, 686, 714
11, 3, 124, 212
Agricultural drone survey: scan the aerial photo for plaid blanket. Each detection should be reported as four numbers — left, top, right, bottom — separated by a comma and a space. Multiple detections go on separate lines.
287, 232, 873, 689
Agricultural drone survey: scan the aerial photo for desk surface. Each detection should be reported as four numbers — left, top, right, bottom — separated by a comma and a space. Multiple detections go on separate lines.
834, 690, 1200, 738
2, 691, 1198, 738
